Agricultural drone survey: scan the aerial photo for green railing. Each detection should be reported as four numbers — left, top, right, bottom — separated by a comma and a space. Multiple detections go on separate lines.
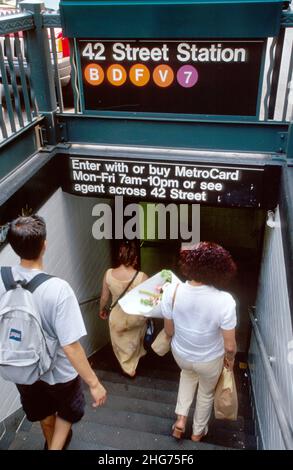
0, 9, 38, 143
0, 4, 67, 147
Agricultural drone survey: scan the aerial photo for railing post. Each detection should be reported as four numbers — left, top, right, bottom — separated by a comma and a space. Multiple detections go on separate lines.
20, 1, 58, 145
267, 28, 285, 120
287, 121, 293, 162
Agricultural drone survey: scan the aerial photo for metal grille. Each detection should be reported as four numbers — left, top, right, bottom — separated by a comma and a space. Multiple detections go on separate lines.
0, 31, 37, 141
249, 207, 293, 449
260, 29, 293, 121
0, 10, 38, 143
45, 26, 72, 114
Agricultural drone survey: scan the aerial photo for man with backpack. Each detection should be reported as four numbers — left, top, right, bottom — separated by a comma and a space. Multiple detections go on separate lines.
0, 215, 107, 450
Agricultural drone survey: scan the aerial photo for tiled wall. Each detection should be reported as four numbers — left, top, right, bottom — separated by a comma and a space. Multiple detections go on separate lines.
42, 189, 112, 356
0, 188, 112, 423
249, 207, 293, 449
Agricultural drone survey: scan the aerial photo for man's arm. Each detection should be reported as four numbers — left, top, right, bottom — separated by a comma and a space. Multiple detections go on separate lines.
221, 328, 237, 370
63, 341, 107, 407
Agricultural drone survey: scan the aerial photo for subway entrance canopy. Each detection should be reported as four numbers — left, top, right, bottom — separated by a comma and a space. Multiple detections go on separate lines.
56, 0, 291, 211
0, 0, 292, 208
60, 0, 286, 38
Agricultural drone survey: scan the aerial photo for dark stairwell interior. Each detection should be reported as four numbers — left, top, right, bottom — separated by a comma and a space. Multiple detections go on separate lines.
1, 200, 263, 451
6, 344, 257, 450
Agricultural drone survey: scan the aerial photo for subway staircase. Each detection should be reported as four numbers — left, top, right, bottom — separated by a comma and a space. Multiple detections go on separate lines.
7, 343, 257, 451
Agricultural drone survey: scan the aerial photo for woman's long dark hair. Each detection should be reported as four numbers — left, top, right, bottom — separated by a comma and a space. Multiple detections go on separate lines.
117, 241, 138, 268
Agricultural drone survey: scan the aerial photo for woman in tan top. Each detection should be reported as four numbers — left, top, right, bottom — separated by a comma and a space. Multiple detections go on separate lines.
99, 241, 148, 377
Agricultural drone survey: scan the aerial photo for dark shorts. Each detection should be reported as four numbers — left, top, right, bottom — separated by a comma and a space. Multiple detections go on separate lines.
16, 376, 85, 424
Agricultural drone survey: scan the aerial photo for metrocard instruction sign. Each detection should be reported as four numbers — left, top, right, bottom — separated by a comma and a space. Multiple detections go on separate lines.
66, 157, 268, 208
78, 39, 265, 116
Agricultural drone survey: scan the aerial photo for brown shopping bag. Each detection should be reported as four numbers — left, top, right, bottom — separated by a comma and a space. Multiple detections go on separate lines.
151, 328, 171, 356
214, 367, 238, 420
151, 284, 179, 356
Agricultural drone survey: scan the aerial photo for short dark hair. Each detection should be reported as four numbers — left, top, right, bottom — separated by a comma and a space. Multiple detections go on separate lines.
117, 241, 138, 268
8, 215, 46, 260
179, 241, 237, 289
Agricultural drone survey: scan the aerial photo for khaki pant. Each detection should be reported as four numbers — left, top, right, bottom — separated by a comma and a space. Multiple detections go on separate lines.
173, 352, 224, 435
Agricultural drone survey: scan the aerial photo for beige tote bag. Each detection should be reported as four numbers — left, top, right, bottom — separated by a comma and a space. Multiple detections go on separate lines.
214, 367, 238, 420
151, 284, 179, 357
151, 328, 171, 356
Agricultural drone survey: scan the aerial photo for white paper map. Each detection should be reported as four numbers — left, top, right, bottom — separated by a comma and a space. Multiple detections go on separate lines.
119, 270, 182, 318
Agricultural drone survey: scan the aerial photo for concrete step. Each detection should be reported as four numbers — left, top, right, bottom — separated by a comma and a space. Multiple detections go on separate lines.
95, 368, 251, 401
86, 390, 254, 434
83, 402, 176, 437
8, 400, 254, 451
8, 415, 230, 451
99, 390, 176, 419
96, 369, 179, 392
72, 420, 227, 451
7, 382, 254, 451
7, 348, 255, 451
205, 425, 257, 450
209, 415, 255, 435
93, 361, 180, 383
99, 379, 177, 404
9, 430, 44, 451
9, 423, 117, 451
0, 431, 16, 451
81, 399, 255, 450
0, 409, 26, 450
90, 347, 180, 381
94, 372, 253, 419
90, 344, 176, 366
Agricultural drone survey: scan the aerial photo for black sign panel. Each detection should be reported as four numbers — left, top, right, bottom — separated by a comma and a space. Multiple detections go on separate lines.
65, 157, 268, 208
78, 39, 265, 116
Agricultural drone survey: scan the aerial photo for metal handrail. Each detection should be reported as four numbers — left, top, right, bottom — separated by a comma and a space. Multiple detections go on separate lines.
42, 12, 62, 28
249, 309, 293, 450
0, 12, 33, 35
79, 294, 100, 307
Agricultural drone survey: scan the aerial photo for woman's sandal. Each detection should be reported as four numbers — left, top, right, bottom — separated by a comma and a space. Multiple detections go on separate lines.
171, 424, 186, 440
191, 426, 208, 442
121, 370, 136, 379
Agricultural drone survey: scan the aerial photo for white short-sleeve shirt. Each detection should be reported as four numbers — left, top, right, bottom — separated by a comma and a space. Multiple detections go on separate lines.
161, 282, 236, 363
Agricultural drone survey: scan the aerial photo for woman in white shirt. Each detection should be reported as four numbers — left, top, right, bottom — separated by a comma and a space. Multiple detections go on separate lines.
161, 242, 237, 442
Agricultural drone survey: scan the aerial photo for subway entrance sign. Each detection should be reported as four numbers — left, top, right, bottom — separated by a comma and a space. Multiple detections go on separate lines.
64, 156, 280, 209
60, 0, 285, 117
78, 39, 265, 116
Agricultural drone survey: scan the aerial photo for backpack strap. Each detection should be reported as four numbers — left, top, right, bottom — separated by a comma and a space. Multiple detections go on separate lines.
24, 273, 54, 293
1, 266, 17, 291
172, 283, 180, 311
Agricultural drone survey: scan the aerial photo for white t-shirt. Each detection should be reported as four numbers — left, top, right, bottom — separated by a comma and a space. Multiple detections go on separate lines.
0, 265, 87, 385
161, 282, 236, 363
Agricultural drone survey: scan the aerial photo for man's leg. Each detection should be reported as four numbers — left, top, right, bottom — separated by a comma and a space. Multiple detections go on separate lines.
40, 415, 56, 448
16, 382, 57, 449
49, 416, 72, 450
48, 376, 85, 450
